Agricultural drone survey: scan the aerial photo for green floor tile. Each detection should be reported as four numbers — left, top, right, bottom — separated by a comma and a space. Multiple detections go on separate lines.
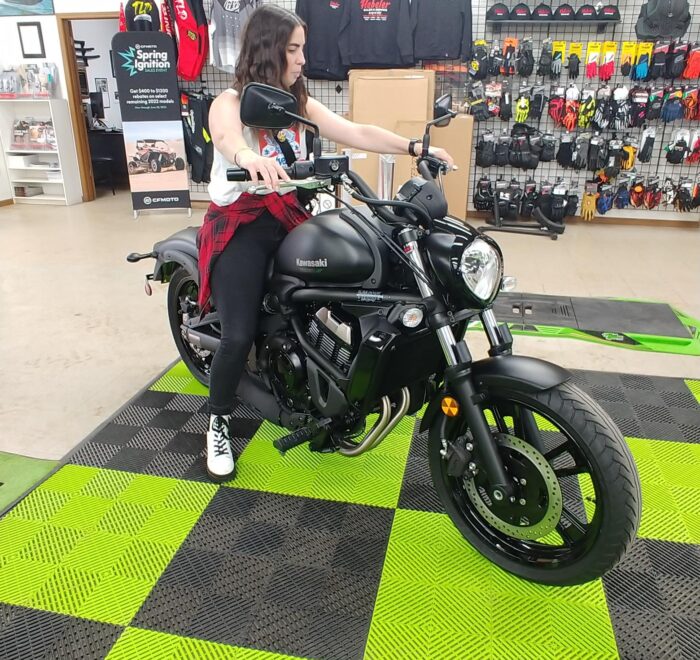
0, 465, 216, 624
685, 379, 700, 405
0, 451, 58, 512
106, 627, 306, 659
366, 508, 618, 660
150, 361, 209, 396
627, 437, 700, 544
229, 416, 415, 508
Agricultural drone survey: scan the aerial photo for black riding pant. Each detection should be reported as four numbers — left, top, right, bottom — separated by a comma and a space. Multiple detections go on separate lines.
208, 211, 287, 415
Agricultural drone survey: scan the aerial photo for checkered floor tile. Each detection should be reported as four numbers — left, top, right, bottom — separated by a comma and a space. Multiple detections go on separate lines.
1, 364, 699, 659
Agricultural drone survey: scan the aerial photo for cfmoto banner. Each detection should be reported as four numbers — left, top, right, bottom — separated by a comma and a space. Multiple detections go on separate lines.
112, 31, 191, 212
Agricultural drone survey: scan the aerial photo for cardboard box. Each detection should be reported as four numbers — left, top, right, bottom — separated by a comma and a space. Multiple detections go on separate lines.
342, 69, 435, 196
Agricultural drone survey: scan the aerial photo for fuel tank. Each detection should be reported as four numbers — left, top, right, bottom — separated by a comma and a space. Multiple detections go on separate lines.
275, 208, 377, 284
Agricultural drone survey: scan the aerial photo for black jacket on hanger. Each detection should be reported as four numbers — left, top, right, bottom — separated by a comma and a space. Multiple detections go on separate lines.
296, 0, 349, 80
411, 0, 472, 61
338, 0, 414, 68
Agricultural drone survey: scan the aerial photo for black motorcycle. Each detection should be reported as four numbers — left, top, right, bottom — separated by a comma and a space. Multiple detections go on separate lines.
128, 83, 641, 586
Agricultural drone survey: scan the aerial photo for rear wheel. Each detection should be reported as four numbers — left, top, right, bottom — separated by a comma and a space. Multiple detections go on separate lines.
429, 381, 641, 585
175, 157, 185, 170
167, 268, 214, 386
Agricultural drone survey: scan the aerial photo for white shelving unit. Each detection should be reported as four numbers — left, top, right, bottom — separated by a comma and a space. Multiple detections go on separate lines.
0, 99, 81, 206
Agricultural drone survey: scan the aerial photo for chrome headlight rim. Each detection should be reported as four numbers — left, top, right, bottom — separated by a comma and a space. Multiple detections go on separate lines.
458, 238, 503, 304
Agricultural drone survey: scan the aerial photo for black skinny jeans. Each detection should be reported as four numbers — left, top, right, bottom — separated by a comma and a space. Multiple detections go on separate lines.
208, 211, 287, 415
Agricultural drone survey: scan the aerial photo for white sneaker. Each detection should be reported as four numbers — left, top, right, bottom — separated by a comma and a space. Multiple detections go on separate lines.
206, 415, 235, 482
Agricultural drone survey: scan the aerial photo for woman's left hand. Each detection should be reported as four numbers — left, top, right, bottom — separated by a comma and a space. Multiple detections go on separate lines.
428, 146, 455, 170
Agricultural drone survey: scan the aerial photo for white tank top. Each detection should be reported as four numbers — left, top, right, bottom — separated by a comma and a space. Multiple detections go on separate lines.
208, 89, 308, 206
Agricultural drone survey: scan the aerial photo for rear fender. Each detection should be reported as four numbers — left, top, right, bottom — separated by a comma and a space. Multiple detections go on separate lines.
153, 250, 199, 284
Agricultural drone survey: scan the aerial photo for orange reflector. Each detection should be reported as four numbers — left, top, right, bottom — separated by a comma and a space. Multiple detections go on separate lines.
441, 397, 460, 417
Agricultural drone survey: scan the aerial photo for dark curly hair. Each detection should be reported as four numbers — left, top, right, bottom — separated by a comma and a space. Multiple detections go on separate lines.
233, 5, 308, 117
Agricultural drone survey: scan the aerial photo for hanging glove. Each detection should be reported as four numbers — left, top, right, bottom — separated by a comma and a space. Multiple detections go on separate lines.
621, 142, 637, 171
586, 52, 599, 79
614, 183, 631, 209
613, 87, 630, 130
469, 43, 489, 81
573, 134, 590, 170
470, 98, 491, 121
502, 43, 517, 77
540, 134, 557, 161
538, 44, 553, 77
578, 93, 596, 128
587, 137, 607, 172
596, 187, 614, 215
495, 137, 510, 167
650, 46, 668, 80
632, 54, 650, 81
565, 193, 579, 216
520, 181, 538, 217
488, 47, 503, 77
646, 88, 664, 120
638, 128, 656, 163
682, 88, 699, 120
514, 95, 530, 123
550, 51, 563, 79
563, 100, 579, 131
667, 43, 689, 79
592, 88, 613, 130
517, 41, 535, 78
630, 181, 646, 207
581, 192, 598, 221
666, 131, 690, 164
682, 47, 700, 79
629, 88, 649, 127
621, 52, 634, 78
473, 176, 494, 211
475, 132, 496, 168
644, 184, 663, 210
662, 178, 677, 206
550, 188, 567, 222
599, 51, 615, 82
556, 138, 574, 168
500, 84, 513, 121
568, 53, 580, 80
548, 95, 565, 125
675, 185, 694, 212
686, 132, 700, 164
661, 91, 685, 123
529, 85, 546, 120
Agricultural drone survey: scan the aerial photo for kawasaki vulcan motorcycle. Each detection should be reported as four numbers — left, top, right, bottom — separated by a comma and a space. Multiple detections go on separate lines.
128, 83, 641, 585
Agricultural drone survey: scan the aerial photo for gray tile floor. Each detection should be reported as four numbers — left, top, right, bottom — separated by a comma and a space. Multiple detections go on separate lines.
1, 190, 699, 460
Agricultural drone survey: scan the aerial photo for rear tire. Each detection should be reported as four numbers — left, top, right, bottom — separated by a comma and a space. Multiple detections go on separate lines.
429, 381, 641, 586
167, 268, 213, 386
175, 157, 185, 170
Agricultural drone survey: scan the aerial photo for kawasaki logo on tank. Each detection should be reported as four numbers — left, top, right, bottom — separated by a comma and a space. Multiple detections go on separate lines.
120, 44, 171, 76
296, 258, 328, 268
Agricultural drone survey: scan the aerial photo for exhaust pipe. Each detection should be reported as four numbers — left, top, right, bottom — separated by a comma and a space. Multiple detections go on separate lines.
183, 327, 220, 353
339, 387, 410, 456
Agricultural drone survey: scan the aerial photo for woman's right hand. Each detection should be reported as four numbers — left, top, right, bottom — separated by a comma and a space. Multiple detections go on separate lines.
236, 149, 291, 191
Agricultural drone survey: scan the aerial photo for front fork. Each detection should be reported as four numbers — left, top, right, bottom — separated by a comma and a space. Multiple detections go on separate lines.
398, 228, 514, 501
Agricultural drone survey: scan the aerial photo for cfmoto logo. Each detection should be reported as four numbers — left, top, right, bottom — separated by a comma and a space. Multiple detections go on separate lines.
144, 196, 152, 205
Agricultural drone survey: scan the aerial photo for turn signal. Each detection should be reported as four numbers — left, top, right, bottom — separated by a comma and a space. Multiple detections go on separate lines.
441, 397, 460, 417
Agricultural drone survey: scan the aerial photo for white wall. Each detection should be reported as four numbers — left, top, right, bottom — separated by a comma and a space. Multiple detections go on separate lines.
54, 1, 124, 12
72, 19, 122, 129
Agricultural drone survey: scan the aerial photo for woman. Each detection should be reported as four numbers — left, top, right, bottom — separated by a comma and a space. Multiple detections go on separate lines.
200, 4, 454, 482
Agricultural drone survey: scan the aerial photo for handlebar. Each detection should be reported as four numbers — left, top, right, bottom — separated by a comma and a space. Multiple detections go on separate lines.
226, 160, 315, 182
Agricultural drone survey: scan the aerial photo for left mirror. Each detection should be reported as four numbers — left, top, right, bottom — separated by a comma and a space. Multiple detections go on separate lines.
240, 82, 297, 130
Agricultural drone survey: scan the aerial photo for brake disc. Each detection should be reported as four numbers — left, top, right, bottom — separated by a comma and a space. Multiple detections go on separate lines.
463, 433, 562, 541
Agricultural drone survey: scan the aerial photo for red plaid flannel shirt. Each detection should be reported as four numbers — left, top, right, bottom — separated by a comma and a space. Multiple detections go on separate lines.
196, 193, 310, 311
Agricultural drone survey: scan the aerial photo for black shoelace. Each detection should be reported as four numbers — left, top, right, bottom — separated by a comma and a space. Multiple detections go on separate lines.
212, 417, 231, 457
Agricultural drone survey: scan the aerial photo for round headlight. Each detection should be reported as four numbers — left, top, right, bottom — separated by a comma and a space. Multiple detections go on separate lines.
459, 238, 502, 302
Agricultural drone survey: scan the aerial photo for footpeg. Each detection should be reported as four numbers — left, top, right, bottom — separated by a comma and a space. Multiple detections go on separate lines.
273, 419, 331, 455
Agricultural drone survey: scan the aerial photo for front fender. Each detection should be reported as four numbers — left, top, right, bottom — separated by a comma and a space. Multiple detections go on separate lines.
419, 355, 571, 433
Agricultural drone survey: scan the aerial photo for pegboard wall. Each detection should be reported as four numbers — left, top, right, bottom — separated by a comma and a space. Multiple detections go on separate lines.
183, 0, 700, 222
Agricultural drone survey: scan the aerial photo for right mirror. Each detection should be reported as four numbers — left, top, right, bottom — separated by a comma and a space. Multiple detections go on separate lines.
434, 93, 453, 127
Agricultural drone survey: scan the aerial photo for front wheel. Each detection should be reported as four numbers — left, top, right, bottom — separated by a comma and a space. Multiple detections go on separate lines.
167, 268, 214, 386
429, 381, 641, 586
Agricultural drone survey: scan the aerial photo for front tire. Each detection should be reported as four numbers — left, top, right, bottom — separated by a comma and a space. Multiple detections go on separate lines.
167, 268, 214, 386
429, 381, 641, 586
